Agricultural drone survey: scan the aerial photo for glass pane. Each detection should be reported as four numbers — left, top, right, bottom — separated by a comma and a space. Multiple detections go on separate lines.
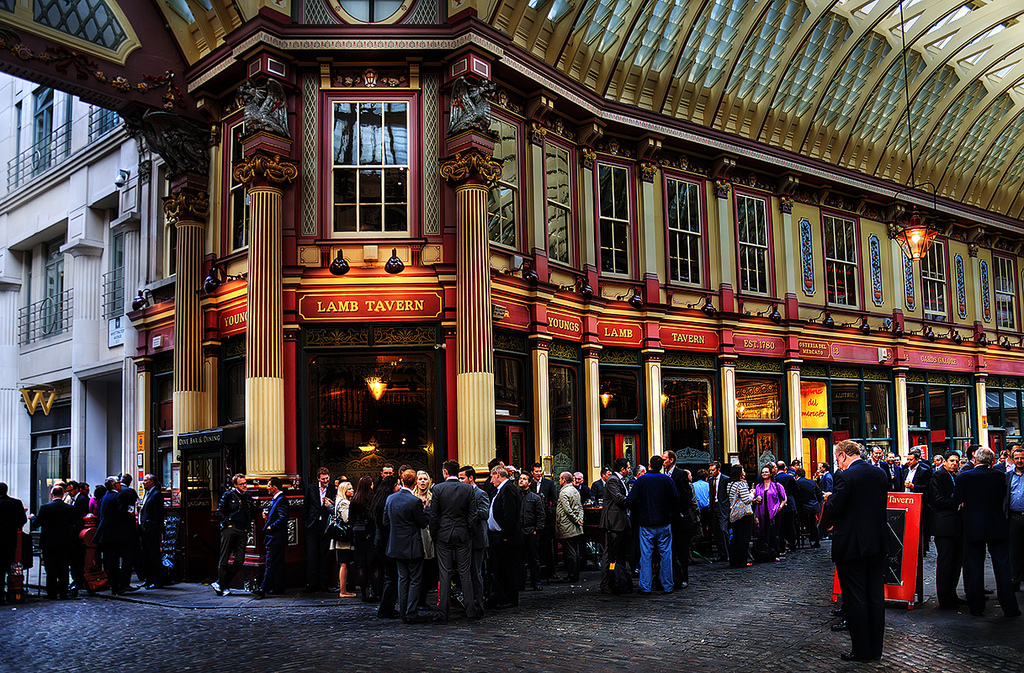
334, 168, 357, 202
930, 387, 948, 434
1005, 391, 1020, 436
598, 165, 613, 217
612, 167, 628, 219
550, 365, 578, 474
548, 208, 569, 264
907, 384, 927, 427
334, 204, 356, 232
384, 205, 406, 232
864, 382, 890, 439
360, 204, 381, 232
831, 382, 861, 438
600, 368, 639, 421
662, 376, 714, 458
359, 168, 382, 201
987, 390, 1003, 427
735, 377, 781, 420
333, 103, 355, 165
495, 356, 524, 417
358, 103, 382, 165
383, 168, 406, 203
383, 103, 407, 165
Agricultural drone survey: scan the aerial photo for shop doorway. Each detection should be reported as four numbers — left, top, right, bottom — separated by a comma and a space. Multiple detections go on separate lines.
601, 432, 641, 474
802, 432, 832, 473
496, 424, 527, 471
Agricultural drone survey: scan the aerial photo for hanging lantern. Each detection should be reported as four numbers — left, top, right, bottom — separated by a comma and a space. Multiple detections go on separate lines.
890, 206, 937, 262
600, 392, 612, 409
365, 376, 386, 400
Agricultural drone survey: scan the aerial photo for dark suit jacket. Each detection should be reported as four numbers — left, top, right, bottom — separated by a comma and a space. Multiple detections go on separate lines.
953, 465, 1009, 542
384, 488, 427, 559
534, 478, 557, 513
709, 474, 731, 515
901, 462, 931, 496
600, 474, 630, 532
96, 489, 134, 543
0, 494, 27, 548
666, 465, 695, 526
304, 483, 336, 530
429, 477, 475, 545
793, 476, 822, 513
491, 480, 522, 544
590, 478, 605, 501
470, 486, 490, 549
825, 458, 889, 563
263, 493, 290, 544
71, 493, 89, 521
139, 487, 165, 536
774, 471, 797, 512
816, 471, 834, 493
520, 490, 545, 535
929, 467, 961, 538
32, 500, 80, 551
576, 483, 591, 503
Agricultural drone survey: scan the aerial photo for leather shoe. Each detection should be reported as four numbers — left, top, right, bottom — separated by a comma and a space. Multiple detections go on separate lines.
829, 607, 844, 617
1004, 609, 1022, 618
840, 653, 874, 662
252, 591, 266, 600
830, 621, 848, 631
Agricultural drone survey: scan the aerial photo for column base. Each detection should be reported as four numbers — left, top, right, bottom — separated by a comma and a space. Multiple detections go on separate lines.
246, 376, 286, 477
456, 371, 496, 469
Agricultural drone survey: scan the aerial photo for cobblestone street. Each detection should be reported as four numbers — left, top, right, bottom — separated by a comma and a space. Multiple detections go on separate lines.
4, 543, 1021, 673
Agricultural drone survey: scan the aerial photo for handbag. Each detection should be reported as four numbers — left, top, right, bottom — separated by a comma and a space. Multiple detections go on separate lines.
326, 513, 352, 543
729, 486, 752, 524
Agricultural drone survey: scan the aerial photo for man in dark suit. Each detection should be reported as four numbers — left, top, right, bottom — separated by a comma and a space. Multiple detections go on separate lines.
953, 446, 1020, 617
0, 482, 27, 604
600, 457, 632, 594
824, 440, 889, 662
707, 461, 730, 562
793, 468, 823, 547
530, 463, 558, 579
30, 485, 80, 600
214, 473, 254, 596
901, 448, 932, 554
929, 450, 964, 609
254, 477, 289, 599
459, 466, 490, 616
303, 467, 336, 592
67, 481, 89, 595
663, 451, 694, 587
384, 468, 429, 623
138, 474, 166, 589
591, 467, 610, 502
867, 446, 897, 491
487, 465, 522, 608
95, 475, 138, 595
518, 472, 545, 591
430, 459, 477, 621
815, 462, 834, 494
1007, 445, 1024, 593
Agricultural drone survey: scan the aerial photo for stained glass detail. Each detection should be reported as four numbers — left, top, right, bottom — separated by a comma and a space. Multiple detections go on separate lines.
35, 0, 128, 51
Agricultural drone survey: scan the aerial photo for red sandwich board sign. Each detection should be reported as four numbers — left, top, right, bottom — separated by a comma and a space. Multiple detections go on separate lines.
831, 492, 923, 608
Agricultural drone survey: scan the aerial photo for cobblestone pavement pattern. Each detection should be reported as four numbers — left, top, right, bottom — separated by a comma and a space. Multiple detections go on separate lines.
3, 544, 1022, 673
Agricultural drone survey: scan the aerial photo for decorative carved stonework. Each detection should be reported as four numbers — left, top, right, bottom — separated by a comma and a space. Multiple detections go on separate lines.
793, 186, 819, 205
490, 86, 524, 115
663, 153, 709, 176
579, 147, 597, 170
237, 78, 290, 138
124, 110, 210, 180
232, 153, 299, 186
138, 159, 152, 184
530, 122, 548, 146
639, 161, 659, 183
732, 171, 772, 192
779, 196, 794, 214
332, 67, 409, 88
715, 179, 731, 199
439, 151, 503, 183
968, 243, 979, 258
163, 190, 210, 224
448, 76, 496, 136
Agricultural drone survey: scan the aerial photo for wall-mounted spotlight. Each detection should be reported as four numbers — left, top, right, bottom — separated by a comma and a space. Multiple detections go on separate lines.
809, 310, 834, 328
923, 325, 936, 342
859, 317, 871, 336
578, 276, 594, 300
1001, 336, 1013, 350
949, 329, 963, 345
131, 289, 154, 311
628, 287, 644, 310
686, 295, 717, 318
384, 248, 404, 274
202, 266, 245, 295
329, 250, 350, 276
892, 320, 904, 338
756, 303, 782, 325
975, 331, 988, 346
523, 260, 539, 285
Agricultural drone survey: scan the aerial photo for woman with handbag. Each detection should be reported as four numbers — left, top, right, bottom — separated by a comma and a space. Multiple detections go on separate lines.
349, 476, 374, 602
413, 470, 436, 610
752, 465, 787, 562
727, 464, 761, 568
330, 481, 357, 598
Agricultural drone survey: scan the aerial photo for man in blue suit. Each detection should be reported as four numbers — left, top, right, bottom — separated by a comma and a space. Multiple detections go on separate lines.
384, 468, 429, 623
824, 440, 889, 662
953, 446, 1020, 617
254, 477, 289, 599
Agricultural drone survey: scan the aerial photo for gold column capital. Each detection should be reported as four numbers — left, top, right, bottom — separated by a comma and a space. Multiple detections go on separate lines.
440, 150, 502, 184
232, 152, 299, 186
163, 190, 210, 225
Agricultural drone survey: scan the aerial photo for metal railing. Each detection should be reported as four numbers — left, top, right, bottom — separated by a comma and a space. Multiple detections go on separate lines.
89, 106, 120, 141
18, 290, 74, 345
102, 267, 125, 320
7, 121, 72, 190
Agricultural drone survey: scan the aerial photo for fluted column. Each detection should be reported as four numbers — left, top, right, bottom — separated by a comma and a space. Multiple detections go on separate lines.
0, 283, 25, 492
720, 356, 738, 462
135, 357, 153, 480
895, 369, 910, 456
583, 345, 601, 475
165, 178, 209, 456
530, 336, 551, 464
233, 145, 297, 478
975, 374, 988, 449
441, 142, 502, 469
644, 352, 664, 462
786, 364, 802, 464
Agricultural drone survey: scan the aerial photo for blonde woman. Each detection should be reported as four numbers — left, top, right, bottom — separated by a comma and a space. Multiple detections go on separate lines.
331, 480, 357, 598
413, 470, 436, 609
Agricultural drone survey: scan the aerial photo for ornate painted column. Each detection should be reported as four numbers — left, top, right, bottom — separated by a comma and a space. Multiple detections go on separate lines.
530, 334, 552, 465
583, 344, 602, 476
134, 357, 153, 480
164, 177, 210, 449
894, 368, 910, 456
441, 130, 502, 469
644, 350, 664, 460
975, 373, 988, 449
233, 135, 297, 478
720, 355, 738, 462
785, 362, 802, 463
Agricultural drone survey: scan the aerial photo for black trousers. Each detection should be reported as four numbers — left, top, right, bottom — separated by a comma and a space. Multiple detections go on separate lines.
559, 535, 581, 581
259, 538, 286, 594
933, 534, 963, 607
305, 524, 332, 590
671, 520, 691, 584
436, 540, 475, 618
217, 526, 247, 589
42, 548, 70, 598
519, 532, 541, 589
1009, 512, 1024, 588
601, 528, 633, 593
963, 538, 1019, 616
835, 552, 886, 660
377, 554, 399, 617
102, 540, 135, 591
778, 509, 798, 551
69, 539, 86, 592
140, 532, 163, 586
488, 534, 520, 607
728, 515, 753, 568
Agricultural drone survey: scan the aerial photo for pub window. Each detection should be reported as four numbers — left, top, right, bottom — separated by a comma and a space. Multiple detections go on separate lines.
735, 377, 781, 421
599, 368, 640, 422
736, 193, 770, 295
549, 363, 579, 474
494, 355, 525, 419
598, 163, 631, 275
994, 255, 1016, 330
823, 214, 858, 307
331, 101, 409, 236
227, 121, 250, 251
921, 241, 947, 321
666, 177, 702, 285
488, 116, 518, 248
546, 143, 572, 265
30, 402, 71, 514
662, 375, 714, 455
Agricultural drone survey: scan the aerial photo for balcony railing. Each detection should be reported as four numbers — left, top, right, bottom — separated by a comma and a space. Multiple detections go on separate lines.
18, 290, 74, 345
7, 121, 72, 190
102, 267, 125, 320
89, 106, 121, 141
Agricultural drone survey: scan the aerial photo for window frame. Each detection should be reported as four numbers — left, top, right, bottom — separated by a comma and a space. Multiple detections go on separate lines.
543, 137, 576, 268
821, 211, 861, 309
663, 172, 707, 288
993, 254, 1017, 331
487, 112, 523, 251
224, 116, 250, 254
921, 240, 949, 322
324, 93, 418, 239
595, 159, 636, 278
734, 190, 774, 297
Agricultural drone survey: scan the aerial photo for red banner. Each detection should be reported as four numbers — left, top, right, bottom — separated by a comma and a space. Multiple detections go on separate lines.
904, 349, 974, 372
734, 333, 785, 357
596, 319, 643, 347
220, 303, 247, 337
660, 326, 719, 352
545, 311, 583, 342
297, 288, 444, 322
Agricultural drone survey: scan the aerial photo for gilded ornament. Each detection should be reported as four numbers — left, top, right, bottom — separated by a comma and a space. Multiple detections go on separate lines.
640, 161, 659, 183
163, 190, 210, 224
439, 151, 503, 183
232, 154, 299, 185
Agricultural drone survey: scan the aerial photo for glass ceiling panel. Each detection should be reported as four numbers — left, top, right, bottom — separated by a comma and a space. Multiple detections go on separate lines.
918, 81, 987, 165
529, 0, 575, 23
726, 0, 808, 101
619, 0, 689, 72
890, 66, 960, 157
813, 31, 889, 127
1003, 150, 1024, 187
772, 13, 851, 115
978, 111, 1024, 182
852, 53, 925, 144
948, 93, 1014, 175
675, 0, 752, 88
576, 0, 631, 52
